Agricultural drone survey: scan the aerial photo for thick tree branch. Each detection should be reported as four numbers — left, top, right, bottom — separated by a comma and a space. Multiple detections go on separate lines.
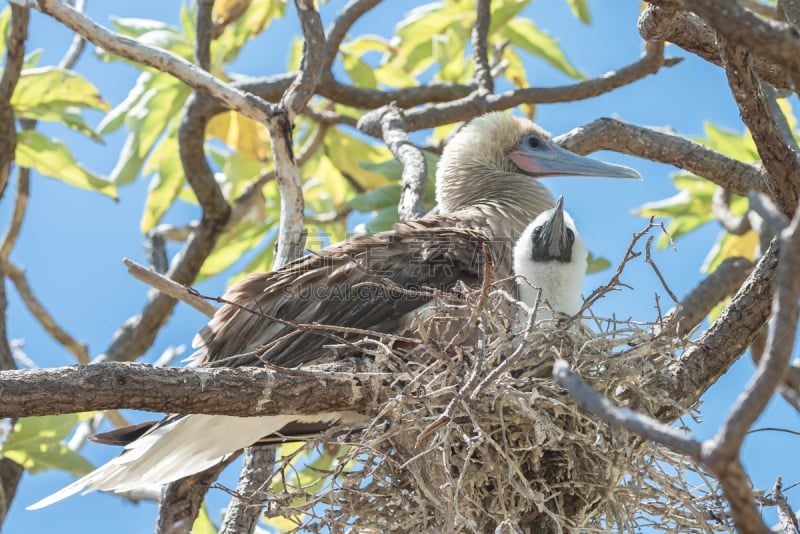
0, 361, 378, 418
471, 0, 494, 94
556, 118, 768, 195
343, 41, 680, 137
359, 104, 428, 221
195, 0, 214, 72
218, 446, 274, 534
664, 256, 753, 337
644, 239, 779, 422
710, 206, 800, 458
155, 456, 237, 534
659, 0, 800, 82
712, 188, 751, 235
280, 0, 325, 120
718, 38, 800, 217
638, 5, 791, 89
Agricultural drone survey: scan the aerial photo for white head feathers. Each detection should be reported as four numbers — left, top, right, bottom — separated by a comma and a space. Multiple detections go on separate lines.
513, 196, 587, 317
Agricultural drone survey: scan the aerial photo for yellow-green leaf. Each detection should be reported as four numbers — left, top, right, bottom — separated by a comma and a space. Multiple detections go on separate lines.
141, 136, 185, 232
701, 230, 758, 274
13, 67, 110, 113
192, 504, 218, 534
198, 221, 272, 281
700, 122, 759, 162
16, 130, 117, 199
501, 18, 586, 80
1, 414, 96, 476
566, 0, 592, 25
341, 51, 377, 89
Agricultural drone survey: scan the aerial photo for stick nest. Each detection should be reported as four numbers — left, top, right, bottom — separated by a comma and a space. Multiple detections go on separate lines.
266, 288, 733, 533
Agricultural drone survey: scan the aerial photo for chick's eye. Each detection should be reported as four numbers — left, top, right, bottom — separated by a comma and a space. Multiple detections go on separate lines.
566, 228, 575, 241
532, 226, 542, 237
525, 135, 541, 149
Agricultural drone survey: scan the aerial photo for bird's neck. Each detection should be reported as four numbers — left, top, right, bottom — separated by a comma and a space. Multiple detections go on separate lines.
437, 169, 555, 240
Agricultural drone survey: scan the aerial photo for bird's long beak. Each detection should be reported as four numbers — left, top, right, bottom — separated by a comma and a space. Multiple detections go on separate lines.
511, 139, 641, 180
546, 196, 567, 258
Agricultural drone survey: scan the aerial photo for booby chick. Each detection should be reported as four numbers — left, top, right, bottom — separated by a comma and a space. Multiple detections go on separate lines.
29, 113, 638, 510
514, 196, 587, 319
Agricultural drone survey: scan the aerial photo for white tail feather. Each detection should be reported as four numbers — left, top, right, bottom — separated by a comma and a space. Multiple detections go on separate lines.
28, 411, 365, 510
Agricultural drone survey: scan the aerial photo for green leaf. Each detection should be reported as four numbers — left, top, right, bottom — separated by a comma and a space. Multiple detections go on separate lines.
0, 7, 11, 59
192, 504, 218, 534
636, 174, 716, 247
566, 0, 592, 25
141, 136, 185, 232
701, 230, 758, 274
346, 184, 401, 212
13, 67, 110, 113
198, 221, 272, 281
106, 75, 190, 185
19, 106, 104, 143
23, 48, 42, 69
212, 0, 285, 66
110, 17, 177, 38
364, 205, 400, 233
501, 18, 586, 80
586, 252, 610, 274
699, 122, 759, 162
341, 51, 377, 89
16, 130, 117, 199
489, 0, 533, 32
1, 414, 96, 476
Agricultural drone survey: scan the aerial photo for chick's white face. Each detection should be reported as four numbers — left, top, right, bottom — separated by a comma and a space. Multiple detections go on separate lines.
513, 207, 587, 317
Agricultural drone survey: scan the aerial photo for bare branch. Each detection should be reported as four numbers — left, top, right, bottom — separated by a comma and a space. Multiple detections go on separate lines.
718, 37, 800, 217
281, 0, 325, 120
556, 118, 767, 195
123, 258, 218, 318
218, 445, 275, 534
749, 192, 788, 236
56, 0, 86, 70
713, 188, 751, 235
0, 360, 378, 418
471, 0, 494, 94
772, 477, 800, 534
360, 41, 679, 136
268, 112, 306, 269
665, 256, 753, 337
195, 0, 214, 72
660, 0, 800, 81
553, 360, 703, 460
710, 205, 800, 456
323, 0, 381, 71
638, 5, 791, 89
644, 239, 779, 423
0, 167, 29, 261
156, 456, 237, 534
360, 104, 428, 221
3, 263, 90, 364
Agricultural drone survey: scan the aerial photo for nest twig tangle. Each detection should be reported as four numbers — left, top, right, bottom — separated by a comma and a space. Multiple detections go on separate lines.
250, 238, 734, 533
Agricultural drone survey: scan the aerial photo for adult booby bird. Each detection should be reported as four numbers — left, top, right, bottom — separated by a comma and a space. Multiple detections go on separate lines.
514, 196, 587, 318
29, 112, 639, 509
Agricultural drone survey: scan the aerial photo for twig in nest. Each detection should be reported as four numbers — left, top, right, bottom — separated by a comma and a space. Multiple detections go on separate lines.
578, 217, 670, 315
645, 231, 679, 304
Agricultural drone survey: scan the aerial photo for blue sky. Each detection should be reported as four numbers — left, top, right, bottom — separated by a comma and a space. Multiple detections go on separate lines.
3, 1, 797, 533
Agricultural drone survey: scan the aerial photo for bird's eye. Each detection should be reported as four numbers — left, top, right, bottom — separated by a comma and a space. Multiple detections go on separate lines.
566, 228, 575, 241
525, 135, 541, 149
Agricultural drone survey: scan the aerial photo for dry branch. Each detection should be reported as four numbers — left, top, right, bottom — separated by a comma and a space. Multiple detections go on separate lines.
360, 104, 428, 221
0, 361, 378, 418
638, 5, 791, 89
556, 117, 768, 195
123, 258, 217, 318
